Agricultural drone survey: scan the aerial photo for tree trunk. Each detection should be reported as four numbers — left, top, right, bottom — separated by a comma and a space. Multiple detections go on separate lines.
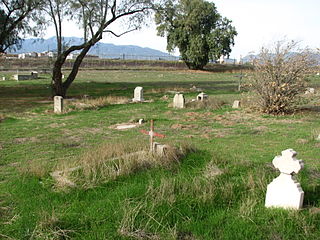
51, 42, 96, 98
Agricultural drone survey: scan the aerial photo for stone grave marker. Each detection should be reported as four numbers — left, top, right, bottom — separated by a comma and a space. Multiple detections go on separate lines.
232, 100, 240, 108
140, 120, 165, 152
2, 77, 5, 81
173, 93, 185, 108
132, 86, 144, 102
305, 87, 315, 94
31, 71, 38, 79
54, 96, 63, 113
265, 149, 304, 209
197, 92, 208, 101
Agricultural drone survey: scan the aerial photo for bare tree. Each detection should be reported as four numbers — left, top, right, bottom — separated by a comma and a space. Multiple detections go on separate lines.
0, 0, 45, 53
250, 40, 316, 114
45, 0, 154, 97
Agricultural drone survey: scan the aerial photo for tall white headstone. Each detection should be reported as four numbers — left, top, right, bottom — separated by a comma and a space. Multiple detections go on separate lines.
265, 149, 304, 209
54, 96, 63, 113
132, 86, 144, 102
173, 93, 185, 109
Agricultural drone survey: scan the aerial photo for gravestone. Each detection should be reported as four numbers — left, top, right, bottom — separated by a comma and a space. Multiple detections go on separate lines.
197, 92, 208, 101
153, 142, 170, 156
173, 93, 185, 108
305, 88, 315, 94
232, 100, 240, 108
2, 77, 5, 81
54, 96, 63, 113
265, 149, 304, 209
132, 86, 144, 102
13, 74, 33, 81
31, 71, 38, 79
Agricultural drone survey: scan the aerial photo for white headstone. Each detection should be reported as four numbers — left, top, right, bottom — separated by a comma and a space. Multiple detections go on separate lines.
173, 93, 185, 109
31, 71, 38, 79
54, 96, 63, 113
305, 88, 315, 94
132, 86, 144, 102
265, 149, 304, 209
232, 100, 240, 108
2, 77, 5, 81
138, 119, 144, 124
197, 92, 208, 101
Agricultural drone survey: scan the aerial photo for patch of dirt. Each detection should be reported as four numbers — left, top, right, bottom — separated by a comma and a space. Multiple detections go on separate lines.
14, 137, 38, 144
315, 143, 320, 148
296, 139, 308, 144
49, 123, 66, 128
171, 124, 198, 130
84, 128, 103, 134
212, 128, 233, 138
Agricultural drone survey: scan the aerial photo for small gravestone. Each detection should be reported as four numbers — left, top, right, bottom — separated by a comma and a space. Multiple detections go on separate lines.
132, 86, 144, 102
197, 92, 208, 101
138, 119, 144, 125
265, 149, 304, 209
31, 71, 38, 79
305, 88, 315, 94
232, 100, 240, 108
54, 96, 63, 113
173, 93, 185, 109
153, 142, 170, 156
2, 77, 5, 81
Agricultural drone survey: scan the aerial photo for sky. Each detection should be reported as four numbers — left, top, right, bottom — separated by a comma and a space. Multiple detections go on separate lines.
44, 0, 320, 59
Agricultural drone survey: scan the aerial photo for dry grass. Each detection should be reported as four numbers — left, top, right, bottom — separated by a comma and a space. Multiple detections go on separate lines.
19, 159, 51, 178
30, 210, 74, 240
185, 98, 225, 110
66, 96, 130, 111
118, 200, 176, 240
54, 140, 195, 188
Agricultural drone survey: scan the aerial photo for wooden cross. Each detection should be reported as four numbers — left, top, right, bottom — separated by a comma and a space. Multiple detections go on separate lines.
140, 120, 165, 152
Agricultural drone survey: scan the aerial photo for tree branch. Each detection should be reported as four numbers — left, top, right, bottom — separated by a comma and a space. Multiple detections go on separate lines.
104, 28, 138, 37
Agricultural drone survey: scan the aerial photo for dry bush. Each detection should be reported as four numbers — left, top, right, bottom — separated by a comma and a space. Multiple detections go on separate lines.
55, 140, 195, 188
250, 40, 316, 114
67, 96, 130, 110
185, 98, 225, 110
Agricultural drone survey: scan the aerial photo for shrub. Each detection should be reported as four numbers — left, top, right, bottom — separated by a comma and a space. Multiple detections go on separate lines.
250, 40, 316, 114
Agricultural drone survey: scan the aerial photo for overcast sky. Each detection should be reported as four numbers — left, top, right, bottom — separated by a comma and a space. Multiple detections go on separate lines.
44, 0, 320, 58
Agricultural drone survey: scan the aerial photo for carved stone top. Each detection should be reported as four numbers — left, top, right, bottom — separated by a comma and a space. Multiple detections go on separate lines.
272, 149, 304, 175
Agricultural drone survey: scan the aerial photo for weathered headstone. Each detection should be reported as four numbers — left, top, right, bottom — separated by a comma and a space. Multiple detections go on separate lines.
173, 93, 185, 109
31, 71, 38, 79
153, 142, 170, 156
305, 87, 315, 94
2, 77, 5, 81
13, 74, 33, 81
232, 100, 240, 108
265, 149, 304, 209
197, 92, 208, 101
132, 86, 144, 102
54, 96, 63, 113
138, 119, 144, 125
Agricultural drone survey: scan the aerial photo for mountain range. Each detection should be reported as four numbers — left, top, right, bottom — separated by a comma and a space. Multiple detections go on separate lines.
11, 37, 178, 60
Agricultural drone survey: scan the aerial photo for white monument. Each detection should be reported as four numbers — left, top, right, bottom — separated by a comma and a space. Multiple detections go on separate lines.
197, 92, 208, 101
132, 86, 144, 102
232, 100, 240, 108
265, 149, 304, 209
54, 96, 63, 113
173, 93, 185, 109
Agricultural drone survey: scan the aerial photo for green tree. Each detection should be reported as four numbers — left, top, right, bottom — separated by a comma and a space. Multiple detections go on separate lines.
0, 0, 45, 53
155, 0, 237, 69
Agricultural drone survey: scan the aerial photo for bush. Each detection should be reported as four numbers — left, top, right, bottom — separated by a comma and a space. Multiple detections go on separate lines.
250, 40, 316, 114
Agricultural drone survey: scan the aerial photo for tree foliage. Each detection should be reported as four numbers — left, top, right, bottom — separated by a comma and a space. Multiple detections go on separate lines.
250, 40, 316, 114
0, 0, 45, 53
155, 0, 237, 69
45, 0, 154, 97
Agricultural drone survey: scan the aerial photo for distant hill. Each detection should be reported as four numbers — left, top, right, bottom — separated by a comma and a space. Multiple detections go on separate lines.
11, 37, 178, 61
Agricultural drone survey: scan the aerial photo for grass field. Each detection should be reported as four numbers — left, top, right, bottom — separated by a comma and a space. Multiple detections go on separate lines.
0, 69, 320, 239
